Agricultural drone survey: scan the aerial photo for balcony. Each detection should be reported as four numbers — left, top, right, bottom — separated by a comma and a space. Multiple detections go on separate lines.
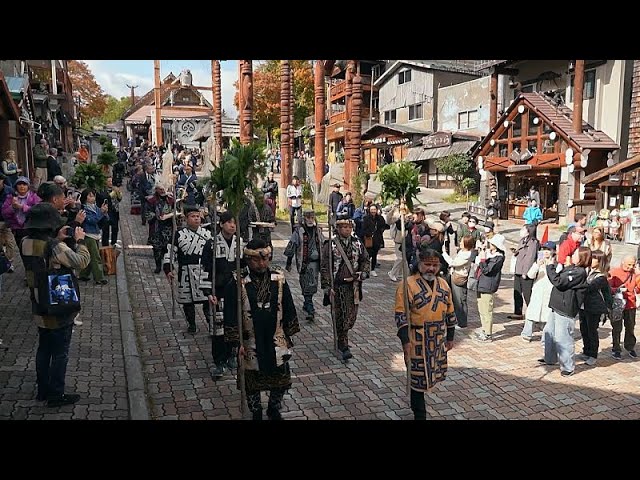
328, 107, 377, 126
329, 75, 375, 102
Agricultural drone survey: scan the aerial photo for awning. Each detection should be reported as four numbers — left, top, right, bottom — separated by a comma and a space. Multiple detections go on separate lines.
407, 140, 477, 162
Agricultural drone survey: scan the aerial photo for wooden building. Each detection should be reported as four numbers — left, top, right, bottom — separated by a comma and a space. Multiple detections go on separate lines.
473, 91, 619, 222
360, 123, 429, 173
122, 70, 213, 148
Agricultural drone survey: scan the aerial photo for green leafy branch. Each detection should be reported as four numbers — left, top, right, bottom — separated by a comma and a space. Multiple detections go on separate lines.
376, 162, 420, 210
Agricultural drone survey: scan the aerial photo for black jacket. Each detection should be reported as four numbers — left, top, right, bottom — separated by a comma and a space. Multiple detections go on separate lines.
582, 271, 612, 315
476, 254, 505, 294
546, 264, 587, 318
362, 214, 388, 250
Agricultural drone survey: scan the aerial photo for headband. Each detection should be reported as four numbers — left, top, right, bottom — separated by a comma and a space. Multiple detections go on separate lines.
244, 246, 272, 258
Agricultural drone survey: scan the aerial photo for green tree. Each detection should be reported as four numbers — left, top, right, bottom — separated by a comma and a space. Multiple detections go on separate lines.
100, 96, 132, 124
435, 154, 474, 194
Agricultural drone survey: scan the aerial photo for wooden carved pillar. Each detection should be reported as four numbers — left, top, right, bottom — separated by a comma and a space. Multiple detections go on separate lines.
289, 64, 295, 172
344, 60, 357, 189
212, 60, 223, 162
314, 60, 326, 184
239, 60, 253, 144
153, 60, 162, 147
280, 60, 291, 190
489, 68, 498, 128
351, 68, 363, 192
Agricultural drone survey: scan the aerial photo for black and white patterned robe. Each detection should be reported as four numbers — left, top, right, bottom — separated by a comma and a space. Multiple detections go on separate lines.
163, 226, 212, 304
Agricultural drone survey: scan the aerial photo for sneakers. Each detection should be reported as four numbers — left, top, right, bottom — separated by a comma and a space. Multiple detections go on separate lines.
475, 332, 493, 342
507, 314, 524, 320
576, 353, 589, 362
47, 393, 81, 408
585, 357, 597, 366
612, 351, 622, 360
73, 315, 83, 326
629, 350, 638, 358
95, 279, 108, 285
341, 348, 353, 361
388, 272, 398, 282
211, 364, 226, 379
560, 370, 574, 377
521, 335, 533, 342
370, 270, 378, 277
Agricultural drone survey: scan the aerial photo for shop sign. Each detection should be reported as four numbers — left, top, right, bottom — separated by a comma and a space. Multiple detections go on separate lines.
388, 137, 409, 145
422, 132, 451, 149
507, 164, 533, 173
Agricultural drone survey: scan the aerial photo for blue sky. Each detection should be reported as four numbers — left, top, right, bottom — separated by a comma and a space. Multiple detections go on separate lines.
83, 60, 239, 117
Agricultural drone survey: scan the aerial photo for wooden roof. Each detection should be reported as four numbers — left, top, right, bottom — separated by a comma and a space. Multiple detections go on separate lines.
0, 71, 21, 121
582, 153, 640, 184
474, 92, 619, 157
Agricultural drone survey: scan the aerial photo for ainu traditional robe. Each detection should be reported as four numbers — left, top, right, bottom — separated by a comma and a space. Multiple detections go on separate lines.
202, 232, 244, 336
224, 266, 300, 392
395, 275, 457, 393
163, 226, 212, 304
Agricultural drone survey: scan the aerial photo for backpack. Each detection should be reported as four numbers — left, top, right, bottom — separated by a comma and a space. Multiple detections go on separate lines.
32, 240, 82, 316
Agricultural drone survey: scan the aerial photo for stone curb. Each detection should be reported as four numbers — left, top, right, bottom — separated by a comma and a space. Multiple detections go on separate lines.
116, 248, 150, 420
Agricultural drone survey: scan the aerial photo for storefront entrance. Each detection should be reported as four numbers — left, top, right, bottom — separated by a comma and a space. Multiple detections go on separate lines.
496, 169, 560, 220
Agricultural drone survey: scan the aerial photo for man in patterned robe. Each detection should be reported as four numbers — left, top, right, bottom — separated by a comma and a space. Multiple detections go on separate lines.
320, 214, 370, 361
395, 246, 456, 420
202, 211, 244, 379
284, 210, 324, 320
224, 238, 300, 420
163, 204, 212, 333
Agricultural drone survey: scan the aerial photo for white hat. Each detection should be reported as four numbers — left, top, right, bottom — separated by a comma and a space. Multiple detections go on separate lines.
428, 220, 445, 233
488, 233, 506, 252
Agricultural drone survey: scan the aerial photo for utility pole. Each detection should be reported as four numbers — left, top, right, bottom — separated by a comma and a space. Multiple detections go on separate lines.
126, 83, 138, 109
153, 60, 162, 147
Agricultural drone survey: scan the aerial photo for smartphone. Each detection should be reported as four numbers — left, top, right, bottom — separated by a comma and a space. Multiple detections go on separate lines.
102, 199, 108, 206
537, 251, 545, 261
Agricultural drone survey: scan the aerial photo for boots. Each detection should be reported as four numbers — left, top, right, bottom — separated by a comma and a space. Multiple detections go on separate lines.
154, 257, 162, 274
266, 407, 283, 420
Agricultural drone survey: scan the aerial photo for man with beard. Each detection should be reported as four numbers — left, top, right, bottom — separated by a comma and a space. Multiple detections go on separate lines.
320, 214, 370, 361
284, 210, 324, 321
395, 245, 456, 420
223, 238, 300, 420
164, 205, 212, 334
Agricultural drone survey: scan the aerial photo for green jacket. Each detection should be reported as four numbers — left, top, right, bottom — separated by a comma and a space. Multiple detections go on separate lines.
33, 145, 48, 168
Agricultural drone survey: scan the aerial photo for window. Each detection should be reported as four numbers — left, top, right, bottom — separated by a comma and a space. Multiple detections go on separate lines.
457, 110, 478, 129
372, 98, 379, 110
384, 110, 397, 124
408, 103, 423, 121
570, 69, 596, 101
398, 69, 411, 85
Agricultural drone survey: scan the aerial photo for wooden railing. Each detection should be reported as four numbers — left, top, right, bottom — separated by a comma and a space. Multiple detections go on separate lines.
330, 75, 375, 101
330, 111, 346, 124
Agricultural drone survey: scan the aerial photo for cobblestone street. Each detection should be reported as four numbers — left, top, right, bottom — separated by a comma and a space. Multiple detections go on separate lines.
2, 190, 640, 420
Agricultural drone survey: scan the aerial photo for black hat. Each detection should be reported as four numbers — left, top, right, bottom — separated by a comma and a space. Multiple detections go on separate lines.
183, 204, 200, 215
25, 203, 66, 231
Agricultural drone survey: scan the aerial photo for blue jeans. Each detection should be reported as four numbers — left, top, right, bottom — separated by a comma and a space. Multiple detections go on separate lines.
36, 323, 74, 399
543, 311, 575, 373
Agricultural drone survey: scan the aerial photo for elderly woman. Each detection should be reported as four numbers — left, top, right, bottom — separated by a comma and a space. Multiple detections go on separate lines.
1, 150, 20, 187
1, 176, 41, 246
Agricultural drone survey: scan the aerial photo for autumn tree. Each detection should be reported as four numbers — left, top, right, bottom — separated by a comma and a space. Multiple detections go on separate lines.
234, 60, 314, 145
68, 60, 107, 122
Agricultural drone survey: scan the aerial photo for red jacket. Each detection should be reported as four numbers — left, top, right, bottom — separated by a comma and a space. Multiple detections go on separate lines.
609, 267, 640, 310
557, 237, 580, 265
